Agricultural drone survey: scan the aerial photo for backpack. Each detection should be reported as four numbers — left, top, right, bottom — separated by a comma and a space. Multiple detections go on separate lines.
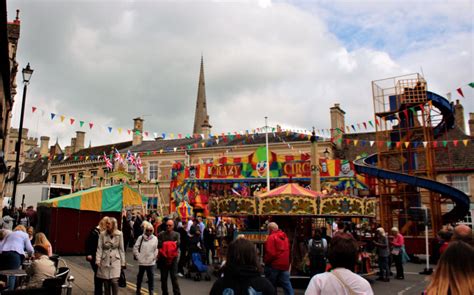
309, 239, 325, 258
159, 241, 178, 265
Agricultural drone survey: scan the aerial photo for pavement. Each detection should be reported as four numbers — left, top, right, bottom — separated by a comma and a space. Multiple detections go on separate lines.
62, 249, 430, 295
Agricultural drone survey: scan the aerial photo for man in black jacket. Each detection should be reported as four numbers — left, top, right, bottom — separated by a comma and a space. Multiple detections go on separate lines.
85, 217, 108, 295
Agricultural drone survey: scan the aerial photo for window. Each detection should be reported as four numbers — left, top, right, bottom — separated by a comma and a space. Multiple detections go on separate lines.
446, 175, 470, 195
102, 169, 110, 185
69, 174, 75, 185
149, 161, 158, 180
60, 174, 66, 184
91, 171, 98, 186
51, 175, 57, 184
128, 164, 136, 179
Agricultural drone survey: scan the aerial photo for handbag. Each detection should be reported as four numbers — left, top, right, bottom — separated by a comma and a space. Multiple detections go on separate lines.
118, 269, 126, 288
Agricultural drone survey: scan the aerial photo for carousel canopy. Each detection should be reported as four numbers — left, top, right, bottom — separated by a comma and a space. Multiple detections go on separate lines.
38, 184, 147, 212
259, 183, 322, 198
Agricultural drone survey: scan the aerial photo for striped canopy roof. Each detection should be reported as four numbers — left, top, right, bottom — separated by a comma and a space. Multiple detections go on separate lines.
38, 184, 147, 212
259, 183, 321, 198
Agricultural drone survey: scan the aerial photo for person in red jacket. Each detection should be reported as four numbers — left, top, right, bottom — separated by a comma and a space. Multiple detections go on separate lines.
264, 222, 294, 295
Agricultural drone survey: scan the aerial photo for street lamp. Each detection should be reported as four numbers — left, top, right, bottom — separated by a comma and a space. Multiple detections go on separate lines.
11, 63, 34, 209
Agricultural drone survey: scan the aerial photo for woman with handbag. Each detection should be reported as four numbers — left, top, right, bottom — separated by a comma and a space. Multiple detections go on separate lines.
133, 221, 158, 295
96, 217, 126, 295
390, 227, 405, 280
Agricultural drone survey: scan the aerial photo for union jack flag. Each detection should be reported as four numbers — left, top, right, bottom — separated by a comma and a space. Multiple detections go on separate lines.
114, 149, 124, 164
126, 150, 136, 165
104, 152, 113, 170
135, 155, 143, 174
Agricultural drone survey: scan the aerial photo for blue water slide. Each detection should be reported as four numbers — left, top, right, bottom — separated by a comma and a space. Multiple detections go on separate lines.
354, 91, 469, 223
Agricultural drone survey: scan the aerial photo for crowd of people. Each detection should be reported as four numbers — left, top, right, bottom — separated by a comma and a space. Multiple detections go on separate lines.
1, 205, 474, 295
0, 206, 58, 290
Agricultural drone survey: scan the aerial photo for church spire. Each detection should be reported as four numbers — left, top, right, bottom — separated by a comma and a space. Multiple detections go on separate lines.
193, 55, 211, 135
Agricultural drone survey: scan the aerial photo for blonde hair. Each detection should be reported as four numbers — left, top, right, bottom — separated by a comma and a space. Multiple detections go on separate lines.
106, 217, 119, 234
14, 225, 26, 232
391, 227, 399, 233
34, 232, 52, 249
141, 221, 154, 232
426, 241, 474, 295
99, 216, 109, 232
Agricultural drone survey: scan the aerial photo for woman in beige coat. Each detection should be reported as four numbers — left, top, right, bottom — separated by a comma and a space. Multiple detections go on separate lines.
96, 217, 126, 295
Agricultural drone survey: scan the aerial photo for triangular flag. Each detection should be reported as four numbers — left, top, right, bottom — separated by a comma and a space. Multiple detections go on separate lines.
135, 130, 140, 135
370, 141, 374, 147
442, 140, 447, 147
351, 125, 356, 132
216, 139, 220, 144
70, 118, 75, 125
377, 141, 384, 148
409, 107, 416, 114
118, 128, 122, 134
357, 123, 361, 130
423, 141, 428, 148
346, 126, 350, 133
463, 139, 469, 146
432, 141, 438, 148
457, 88, 464, 97
453, 140, 458, 147
79, 121, 84, 127
60, 115, 65, 122
173, 147, 177, 152
51, 113, 56, 120
178, 134, 182, 139
404, 142, 410, 148
375, 118, 380, 126
363, 122, 367, 130
32, 107, 37, 113
387, 141, 392, 148
144, 132, 148, 137
369, 120, 374, 128
128, 130, 131, 135
89, 122, 94, 129
396, 142, 401, 148
468, 82, 474, 88
170, 133, 174, 139
108, 127, 113, 133
159, 149, 163, 154
201, 142, 205, 147
353, 140, 358, 146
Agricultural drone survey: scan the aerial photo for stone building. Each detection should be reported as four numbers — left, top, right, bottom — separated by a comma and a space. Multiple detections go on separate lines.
0, 6, 21, 208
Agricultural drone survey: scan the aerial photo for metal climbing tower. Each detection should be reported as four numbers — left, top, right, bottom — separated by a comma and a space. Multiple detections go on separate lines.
371, 73, 441, 234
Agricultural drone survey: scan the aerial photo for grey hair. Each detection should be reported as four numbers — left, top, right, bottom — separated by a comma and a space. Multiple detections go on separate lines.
268, 222, 279, 231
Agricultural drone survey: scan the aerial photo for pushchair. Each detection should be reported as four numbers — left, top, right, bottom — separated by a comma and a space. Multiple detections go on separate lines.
185, 252, 211, 281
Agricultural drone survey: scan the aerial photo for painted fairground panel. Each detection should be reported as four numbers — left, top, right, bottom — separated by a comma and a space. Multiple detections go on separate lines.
318, 194, 376, 217
169, 147, 374, 217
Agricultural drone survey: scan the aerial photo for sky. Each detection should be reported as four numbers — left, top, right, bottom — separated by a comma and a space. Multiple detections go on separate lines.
6, 0, 474, 148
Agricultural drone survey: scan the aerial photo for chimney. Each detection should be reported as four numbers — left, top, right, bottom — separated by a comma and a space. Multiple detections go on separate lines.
330, 103, 345, 149
70, 137, 76, 152
133, 117, 144, 146
454, 100, 466, 133
40, 136, 50, 157
75, 131, 85, 152
469, 113, 474, 136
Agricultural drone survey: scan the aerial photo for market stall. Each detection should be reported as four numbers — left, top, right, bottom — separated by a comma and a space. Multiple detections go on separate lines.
37, 184, 147, 254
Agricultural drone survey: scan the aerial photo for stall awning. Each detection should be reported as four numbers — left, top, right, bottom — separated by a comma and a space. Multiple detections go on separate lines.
38, 184, 147, 212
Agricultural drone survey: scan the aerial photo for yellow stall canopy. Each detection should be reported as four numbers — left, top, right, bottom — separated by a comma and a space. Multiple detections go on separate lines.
38, 184, 147, 212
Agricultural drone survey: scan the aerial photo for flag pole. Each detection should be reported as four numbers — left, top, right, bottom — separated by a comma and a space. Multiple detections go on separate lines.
265, 116, 270, 190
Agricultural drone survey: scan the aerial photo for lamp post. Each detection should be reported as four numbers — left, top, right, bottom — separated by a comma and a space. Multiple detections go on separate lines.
310, 127, 321, 192
11, 63, 33, 209
411, 206, 433, 275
